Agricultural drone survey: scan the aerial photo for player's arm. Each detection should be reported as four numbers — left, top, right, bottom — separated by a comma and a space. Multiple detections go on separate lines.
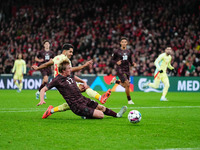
74, 75, 88, 88
37, 78, 57, 106
32, 59, 54, 71
128, 51, 137, 67
35, 56, 44, 63
12, 61, 16, 73
111, 51, 118, 65
167, 57, 174, 70
35, 51, 44, 62
71, 60, 93, 72
154, 54, 163, 71
37, 86, 48, 106
23, 61, 26, 74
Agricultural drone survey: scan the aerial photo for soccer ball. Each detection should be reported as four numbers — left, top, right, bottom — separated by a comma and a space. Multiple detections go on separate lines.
128, 110, 142, 123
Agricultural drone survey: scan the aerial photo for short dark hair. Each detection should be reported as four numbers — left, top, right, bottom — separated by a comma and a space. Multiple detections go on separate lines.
59, 60, 70, 73
62, 43, 74, 51
43, 40, 50, 45
120, 37, 128, 42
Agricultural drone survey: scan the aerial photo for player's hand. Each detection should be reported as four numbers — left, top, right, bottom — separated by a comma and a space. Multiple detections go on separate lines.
83, 81, 88, 89
32, 65, 38, 70
159, 70, 163, 73
117, 60, 122, 65
132, 62, 137, 67
37, 101, 46, 106
171, 69, 176, 74
85, 60, 93, 67
39, 59, 44, 62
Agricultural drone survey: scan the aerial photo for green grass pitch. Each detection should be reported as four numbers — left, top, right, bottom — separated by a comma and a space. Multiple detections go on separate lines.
0, 90, 200, 150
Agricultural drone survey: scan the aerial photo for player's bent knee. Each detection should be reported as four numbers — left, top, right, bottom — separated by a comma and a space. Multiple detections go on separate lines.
96, 104, 105, 111
93, 110, 104, 119
165, 84, 170, 89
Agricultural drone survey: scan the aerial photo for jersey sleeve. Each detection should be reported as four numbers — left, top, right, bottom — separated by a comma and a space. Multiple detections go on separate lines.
167, 56, 174, 70
52, 55, 58, 63
46, 77, 58, 90
12, 60, 16, 73
154, 54, 164, 70
111, 50, 118, 65
23, 60, 26, 74
128, 50, 133, 65
51, 51, 55, 59
36, 51, 42, 58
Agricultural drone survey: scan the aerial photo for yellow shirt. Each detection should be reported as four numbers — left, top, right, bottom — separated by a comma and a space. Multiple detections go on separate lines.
12, 59, 26, 75
154, 53, 174, 75
52, 54, 71, 77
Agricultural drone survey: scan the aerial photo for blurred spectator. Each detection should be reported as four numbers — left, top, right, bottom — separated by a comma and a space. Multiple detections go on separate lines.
0, 0, 199, 76
186, 61, 196, 76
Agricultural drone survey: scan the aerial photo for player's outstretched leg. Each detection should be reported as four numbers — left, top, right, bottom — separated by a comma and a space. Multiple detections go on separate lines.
42, 105, 53, 119
100, 89, 111, 104
116, 106, 127, 117
142, 82, 149, 88
36, 91, 39, 99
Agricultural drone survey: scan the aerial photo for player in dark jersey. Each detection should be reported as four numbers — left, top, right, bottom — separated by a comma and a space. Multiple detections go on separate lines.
35, 40, 55, 99
37, 60, 127, 119
110, 37, 136, 105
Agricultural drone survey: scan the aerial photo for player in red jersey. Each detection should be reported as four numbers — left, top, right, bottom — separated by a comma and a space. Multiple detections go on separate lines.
35, 40, 55, 99
110, 37, 136, 104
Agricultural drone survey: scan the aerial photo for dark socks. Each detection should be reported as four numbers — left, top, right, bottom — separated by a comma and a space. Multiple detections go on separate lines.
104, 108, 117, 117
127, 96, 131, 101
116, 80, 120, 84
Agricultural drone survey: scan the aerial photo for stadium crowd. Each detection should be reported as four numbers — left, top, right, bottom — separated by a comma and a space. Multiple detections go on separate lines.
0, 0, 200, 76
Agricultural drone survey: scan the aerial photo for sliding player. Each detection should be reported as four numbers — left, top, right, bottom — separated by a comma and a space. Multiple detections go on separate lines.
32, 43, 111, 118
37, 60, 127, 119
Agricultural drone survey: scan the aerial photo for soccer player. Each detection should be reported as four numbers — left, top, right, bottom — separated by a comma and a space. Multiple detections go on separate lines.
32, 43, 111, 118
110, 37, 136, 104
37, 60, 127, 119
143, 47, 174, 101
35, 40, 55, 99
12, 53, 26, 92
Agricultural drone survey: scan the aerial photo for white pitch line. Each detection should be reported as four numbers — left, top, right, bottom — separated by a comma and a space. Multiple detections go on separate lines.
157, 148, 200, 150
119, 106, 200, 109
0, 106, 200, 113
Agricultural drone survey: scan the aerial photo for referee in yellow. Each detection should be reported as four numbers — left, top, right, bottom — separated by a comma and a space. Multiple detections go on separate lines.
12, 53, 26, 92
143, 47, 174, 101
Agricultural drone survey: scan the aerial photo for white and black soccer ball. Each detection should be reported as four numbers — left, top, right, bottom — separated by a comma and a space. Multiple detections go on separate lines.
128, 110, 142, 123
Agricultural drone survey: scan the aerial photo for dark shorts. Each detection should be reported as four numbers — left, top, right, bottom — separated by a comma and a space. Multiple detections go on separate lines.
40, 68, 52, 77
70, 97, 98, 117
117, 70, 130, 83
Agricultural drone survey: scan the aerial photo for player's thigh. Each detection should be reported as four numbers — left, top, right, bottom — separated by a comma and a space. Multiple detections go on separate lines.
73, 99, 98, 117
161, 74, 169, 86
15, 74, 23, 81
117, 72, 129, 83
154, 74, 161, 87
13, 74, 18, 80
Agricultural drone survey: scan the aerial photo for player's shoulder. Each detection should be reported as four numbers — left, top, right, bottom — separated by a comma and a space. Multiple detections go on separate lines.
159, 53, 166, 57
53, 54, 62, 60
